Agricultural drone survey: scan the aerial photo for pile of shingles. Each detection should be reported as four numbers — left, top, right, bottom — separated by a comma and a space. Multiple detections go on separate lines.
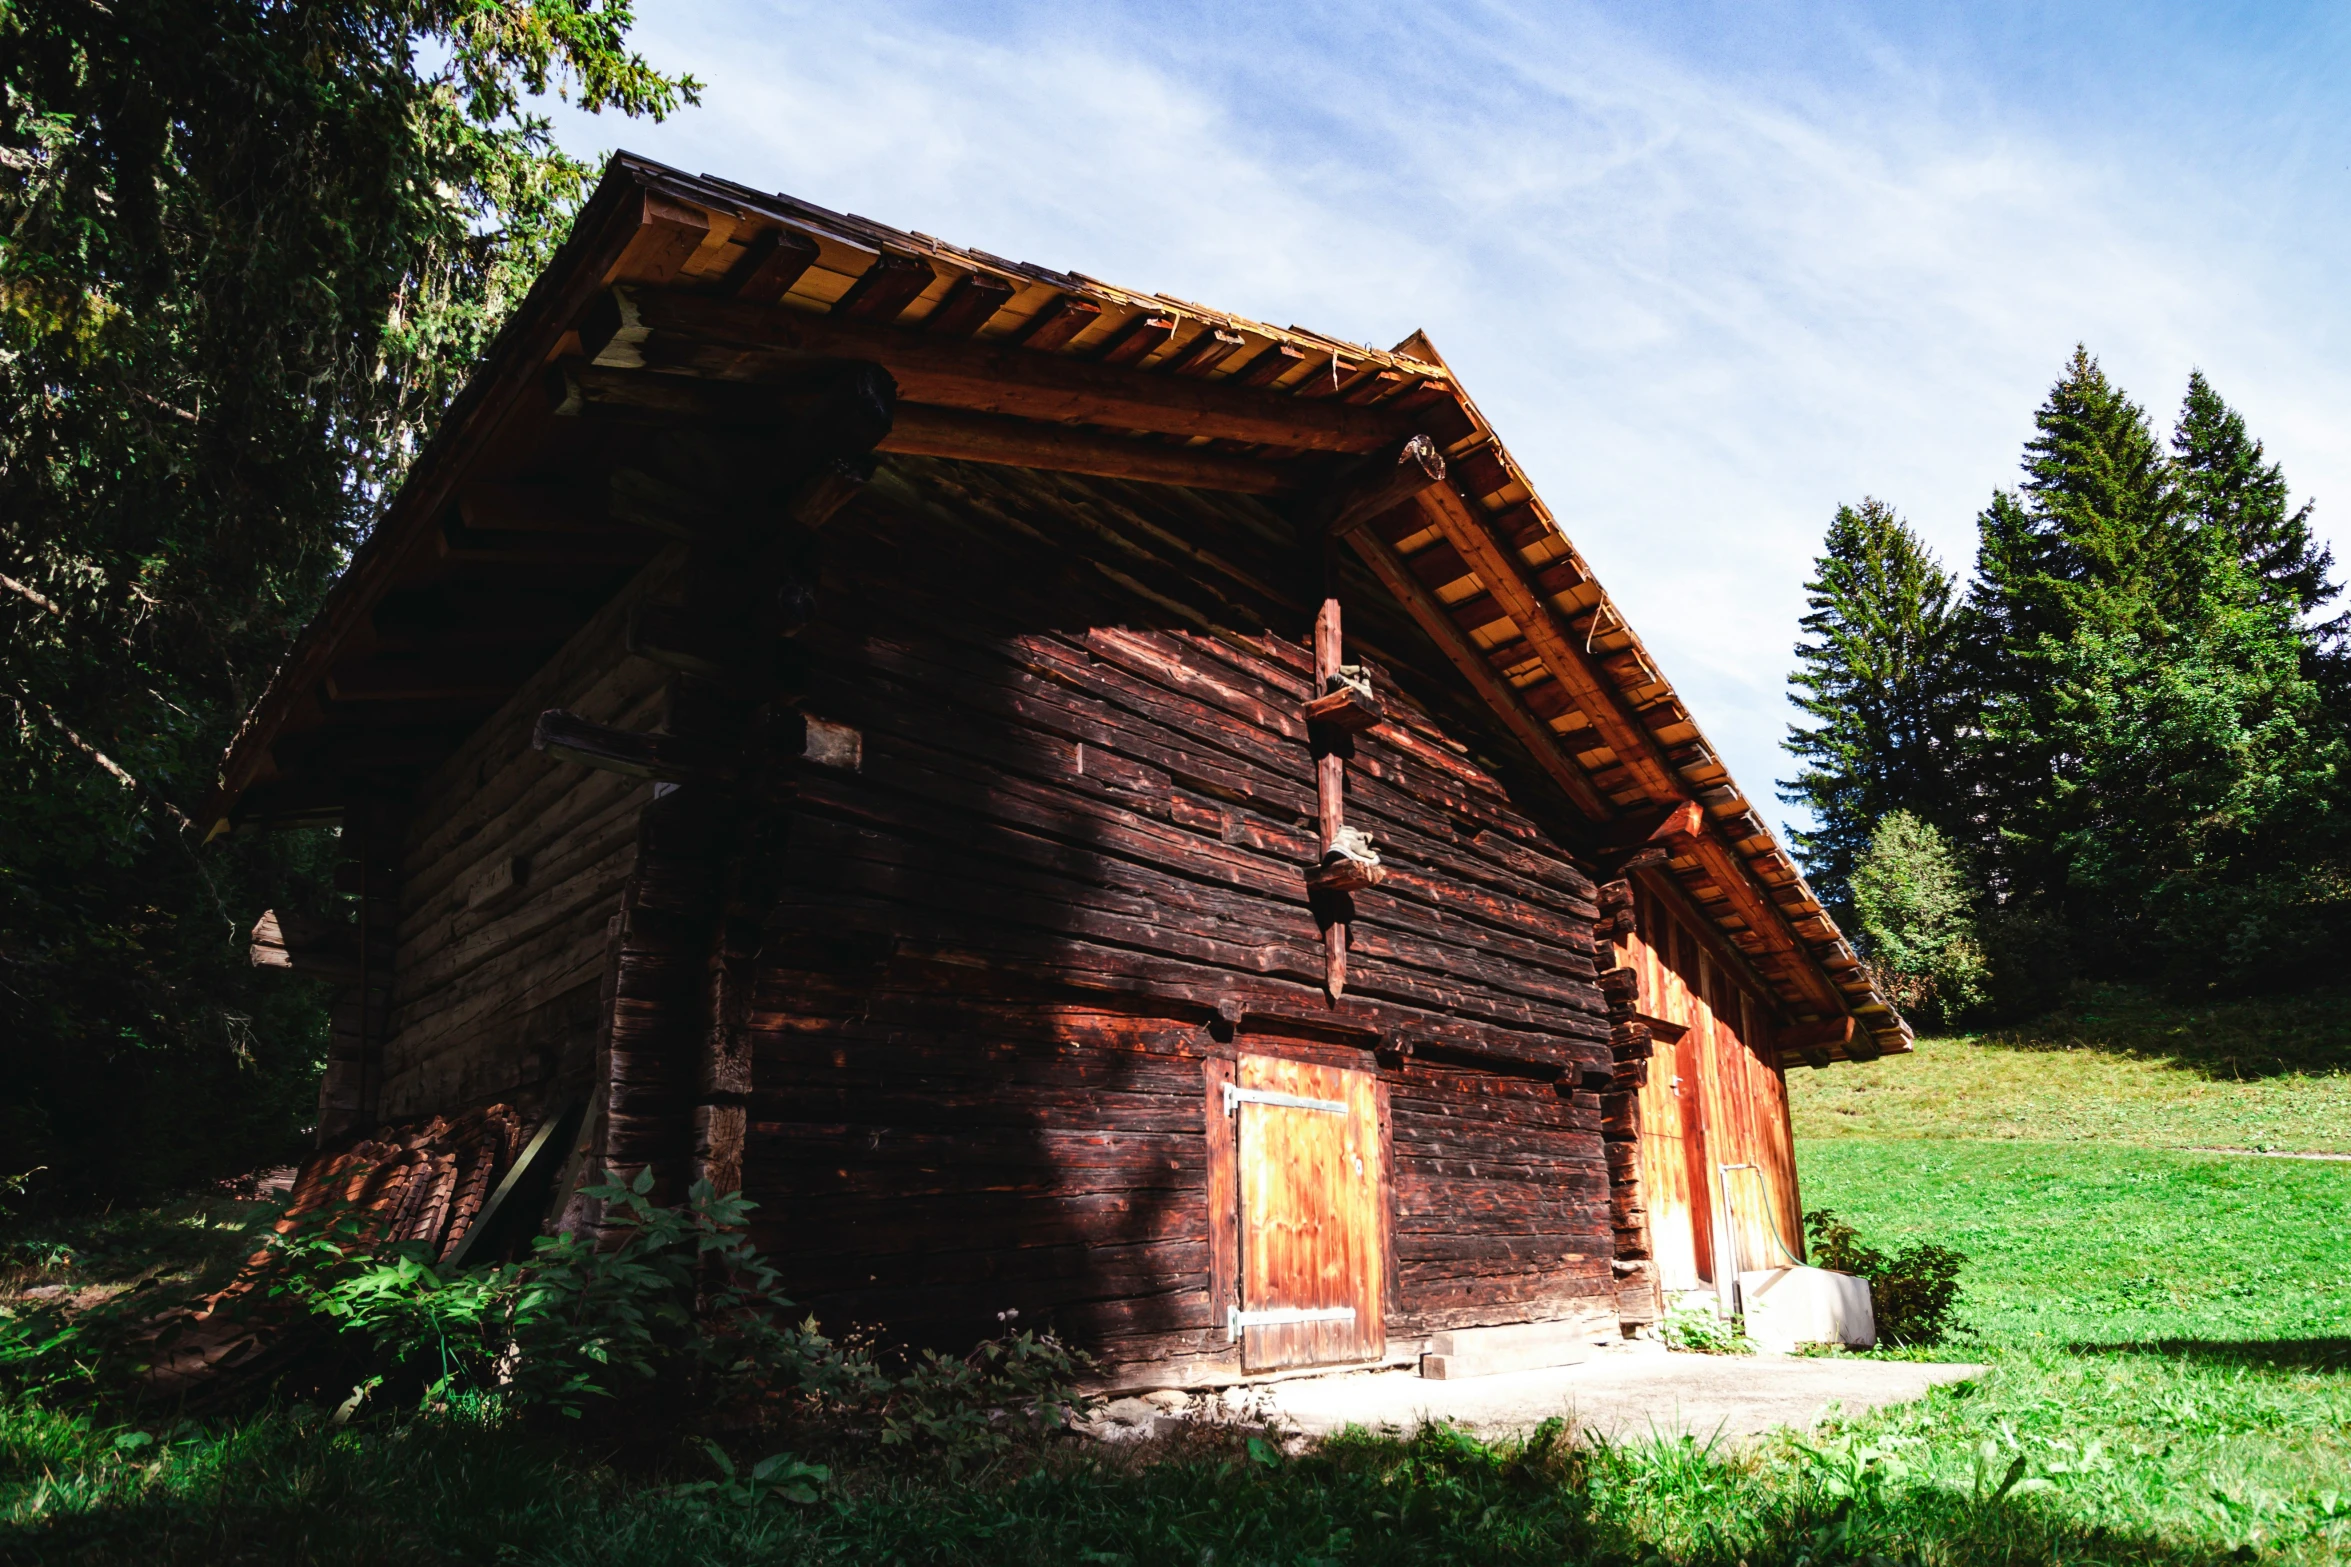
281, 1103, 529, 1261
140, 1104, 528, 1404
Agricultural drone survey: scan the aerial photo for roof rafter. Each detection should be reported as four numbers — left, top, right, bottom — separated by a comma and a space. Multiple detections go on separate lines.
582, 288, 1422, 455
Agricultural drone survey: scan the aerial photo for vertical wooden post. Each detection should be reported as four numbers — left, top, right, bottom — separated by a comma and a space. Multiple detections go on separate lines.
1312, 594, 1349, 999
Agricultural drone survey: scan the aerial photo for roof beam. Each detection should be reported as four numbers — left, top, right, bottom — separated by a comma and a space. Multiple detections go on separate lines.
1413, 484, 1686, 806
1649, 809, 1850, 1017
581, 287, 1422, 455
881, 406, 1296, 494
1344, 525, 1616, 821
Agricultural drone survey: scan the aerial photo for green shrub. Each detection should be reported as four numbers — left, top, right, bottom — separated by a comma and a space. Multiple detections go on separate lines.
879, 1323, 1096, 1472
1852, 811, 1990, 1027
1804, 1208, 1966, 1346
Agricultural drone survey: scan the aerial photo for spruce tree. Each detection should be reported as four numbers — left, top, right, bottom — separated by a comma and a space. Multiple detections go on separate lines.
2171, 371, 2340, 628
1961, 348, 2181, 913
1779, 499, 1964, 915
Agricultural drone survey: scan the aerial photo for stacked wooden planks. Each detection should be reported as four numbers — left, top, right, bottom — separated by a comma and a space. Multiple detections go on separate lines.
139, 1105, 529, 1403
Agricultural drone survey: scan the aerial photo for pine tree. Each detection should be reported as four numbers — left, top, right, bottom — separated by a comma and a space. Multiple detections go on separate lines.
2171, 370, 2340, 627
1962, 348, 2182, 912
1779, 499, 1964, 915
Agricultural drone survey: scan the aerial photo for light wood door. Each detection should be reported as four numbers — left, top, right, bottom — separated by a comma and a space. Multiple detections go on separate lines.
1233, 1054, 1385, 1371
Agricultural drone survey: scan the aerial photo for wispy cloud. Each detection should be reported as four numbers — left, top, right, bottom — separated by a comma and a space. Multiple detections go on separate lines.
554, 0, 2350, 830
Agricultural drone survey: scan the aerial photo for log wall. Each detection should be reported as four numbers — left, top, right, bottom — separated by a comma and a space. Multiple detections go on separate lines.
740, 459, 1618, 1381
379, 551, 681, 1123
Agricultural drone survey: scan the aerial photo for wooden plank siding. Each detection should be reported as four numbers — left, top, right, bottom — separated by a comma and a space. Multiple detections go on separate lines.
1623, 879, 1803, 1299
736, 455, 1617, 1381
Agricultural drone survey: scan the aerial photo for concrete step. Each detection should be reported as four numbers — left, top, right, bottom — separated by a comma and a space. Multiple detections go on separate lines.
1420, 1319, 1595, 1380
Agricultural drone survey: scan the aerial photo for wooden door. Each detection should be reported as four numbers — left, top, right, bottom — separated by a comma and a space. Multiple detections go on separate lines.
1230, 1054, 1385, 1371
1635, 1041, 1703, 1291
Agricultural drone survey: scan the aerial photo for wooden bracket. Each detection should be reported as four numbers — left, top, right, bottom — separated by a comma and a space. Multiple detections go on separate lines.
1301, 684, 1382, 731
1323, 434, 1446, 538
1305, 858, 1385, 894
532, 708, 733, 785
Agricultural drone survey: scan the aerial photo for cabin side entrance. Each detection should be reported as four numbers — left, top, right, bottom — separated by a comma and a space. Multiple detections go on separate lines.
1615, 879, 1806, 1312
1207, 1051, 1386, 1372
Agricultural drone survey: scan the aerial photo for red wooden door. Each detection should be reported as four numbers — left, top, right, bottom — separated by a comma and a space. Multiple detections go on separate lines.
1230, 1054, 1385, 1371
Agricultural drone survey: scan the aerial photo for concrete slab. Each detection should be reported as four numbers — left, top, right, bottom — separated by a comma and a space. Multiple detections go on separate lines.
1259, 1342, 1987, 1446
1422, 1319, 1595, 1379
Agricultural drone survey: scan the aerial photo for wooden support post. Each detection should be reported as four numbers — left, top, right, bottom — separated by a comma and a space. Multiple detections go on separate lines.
1313, 597, 1348, 999
1302, 594, 1389, 993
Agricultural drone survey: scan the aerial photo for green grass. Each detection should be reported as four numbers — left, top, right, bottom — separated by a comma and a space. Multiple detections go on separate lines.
1792, 982, 2351, 1153
1782, 984, 2351, 1565
3, 983, 2347, 1564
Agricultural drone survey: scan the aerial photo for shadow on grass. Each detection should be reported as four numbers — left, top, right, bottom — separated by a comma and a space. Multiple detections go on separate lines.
2, 1195, 281, 1294
1966, 982, 2351, 1081
0, 1413, 2276, 1567
2067, 1336, 2351, 1372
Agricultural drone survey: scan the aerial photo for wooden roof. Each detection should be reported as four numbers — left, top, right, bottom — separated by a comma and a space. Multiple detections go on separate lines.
204, 153, 1908, 1062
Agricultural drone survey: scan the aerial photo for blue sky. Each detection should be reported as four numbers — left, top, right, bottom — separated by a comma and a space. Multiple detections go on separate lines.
548, 0, 2351, 838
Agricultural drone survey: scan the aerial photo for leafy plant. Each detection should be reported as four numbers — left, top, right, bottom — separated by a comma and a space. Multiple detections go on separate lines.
1659, 1299, 1750, 1355
879, 1326, 1097, 1472
1804, 1209, 1966, 1347
666, 1440, 830, 1509
272, 1171, 881, 1423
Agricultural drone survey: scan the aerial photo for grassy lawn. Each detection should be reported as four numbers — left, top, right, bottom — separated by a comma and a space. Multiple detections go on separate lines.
2, 984, 2346, 1564
1792, 982, 2351, 1154
1782, 982, 2351, 1565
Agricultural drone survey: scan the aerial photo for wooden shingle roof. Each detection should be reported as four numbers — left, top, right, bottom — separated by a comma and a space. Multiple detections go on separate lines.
205, 153, 1908, 1062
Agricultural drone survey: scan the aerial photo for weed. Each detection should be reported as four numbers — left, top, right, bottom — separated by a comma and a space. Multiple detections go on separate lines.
1660, 1298, 1752, 1354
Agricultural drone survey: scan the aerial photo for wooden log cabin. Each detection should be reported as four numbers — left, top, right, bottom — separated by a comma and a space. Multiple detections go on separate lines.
207, 154, 1909, 1387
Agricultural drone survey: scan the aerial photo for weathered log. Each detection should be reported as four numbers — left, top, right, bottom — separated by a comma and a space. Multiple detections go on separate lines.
1012, 293, 1102, 351
831, 251, 936, 321
721, 225, 823, 303
1095, 312, 1177, 366
1167, 327, 1247, 378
